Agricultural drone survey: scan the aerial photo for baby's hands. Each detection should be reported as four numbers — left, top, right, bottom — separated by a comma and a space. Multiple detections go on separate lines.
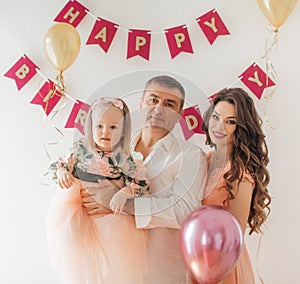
56, 167, 75, 189
109, 187, 132, 214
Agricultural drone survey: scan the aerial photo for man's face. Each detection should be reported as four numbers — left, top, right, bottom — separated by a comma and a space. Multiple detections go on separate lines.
139, 83, 183, 132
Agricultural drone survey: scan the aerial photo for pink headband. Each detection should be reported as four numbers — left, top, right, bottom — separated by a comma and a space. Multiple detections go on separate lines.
91, 97, 124, 110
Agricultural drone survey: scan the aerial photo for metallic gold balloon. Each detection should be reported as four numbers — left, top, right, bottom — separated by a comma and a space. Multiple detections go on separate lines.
257, 0, 297, 28
44, 23, 81, 72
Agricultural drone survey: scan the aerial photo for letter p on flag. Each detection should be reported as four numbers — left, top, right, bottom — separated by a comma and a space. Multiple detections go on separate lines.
180, 106, 205, 140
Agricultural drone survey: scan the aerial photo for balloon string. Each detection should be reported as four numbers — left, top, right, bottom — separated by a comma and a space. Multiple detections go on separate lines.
255, 233, 265, 284
261, 25, 278, 130
39, 80, 67, 186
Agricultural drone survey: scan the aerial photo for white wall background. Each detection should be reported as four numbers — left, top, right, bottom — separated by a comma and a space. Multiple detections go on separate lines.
0, 1, 299, 283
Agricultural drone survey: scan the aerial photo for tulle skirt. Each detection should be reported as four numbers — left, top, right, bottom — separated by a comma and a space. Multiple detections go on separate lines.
46, 182, 148, 284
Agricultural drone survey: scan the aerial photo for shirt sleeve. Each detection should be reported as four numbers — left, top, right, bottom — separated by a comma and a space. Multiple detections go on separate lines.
134, 145, 207, 229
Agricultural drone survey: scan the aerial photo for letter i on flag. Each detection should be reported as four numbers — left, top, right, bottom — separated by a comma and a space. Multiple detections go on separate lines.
180, 105, 205, 140
30, 80, 63, 115
3, 55, 39, 91
127, 29, 151, 60
197, 9, 230, 45
239, 63, 276, 99
165, 25, 194, 59
54, 0, 88, 27
65, 100, 91, 135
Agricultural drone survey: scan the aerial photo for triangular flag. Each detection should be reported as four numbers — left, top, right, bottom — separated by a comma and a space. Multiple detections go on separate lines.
65, 100, 91, 135
3, 55, 39, 91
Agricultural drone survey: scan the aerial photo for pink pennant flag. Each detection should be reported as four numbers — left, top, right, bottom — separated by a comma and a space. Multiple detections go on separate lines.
30, 80, 63, 115
165, 25, 194, 59
65, 100, 91, 135
127, 29, 151, 60
86, 18, 118, 53
197, 9, 230, 45
239, 63, 276, 99
3, 55, 39, 91
54, 0, 88, 28
179, 105, 205, 140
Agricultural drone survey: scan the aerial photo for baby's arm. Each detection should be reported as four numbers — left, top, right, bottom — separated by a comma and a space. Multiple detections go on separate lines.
56, 166, 76, 189
109, 156, 150, 213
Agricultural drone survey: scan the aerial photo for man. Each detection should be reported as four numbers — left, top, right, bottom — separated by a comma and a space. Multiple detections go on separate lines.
82, 75, 207, 283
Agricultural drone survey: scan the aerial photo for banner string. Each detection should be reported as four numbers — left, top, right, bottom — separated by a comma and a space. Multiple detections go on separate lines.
261, 25, 279, 130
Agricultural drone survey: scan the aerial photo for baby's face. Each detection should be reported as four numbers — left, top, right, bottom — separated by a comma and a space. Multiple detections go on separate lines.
92, 105, 124, 152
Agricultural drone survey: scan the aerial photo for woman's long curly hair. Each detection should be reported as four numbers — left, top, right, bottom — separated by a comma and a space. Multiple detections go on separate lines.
202, 87, 271, 234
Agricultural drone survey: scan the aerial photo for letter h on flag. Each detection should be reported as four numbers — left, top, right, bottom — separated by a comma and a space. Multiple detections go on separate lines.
54, 0, 88, 27
180, 105, 205, 140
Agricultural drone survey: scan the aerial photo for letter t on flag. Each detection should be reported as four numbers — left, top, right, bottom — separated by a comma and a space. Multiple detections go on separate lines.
180, 106, 205, 140
127, 29, 151, 60
239, 63, 276, 99
65, 100, 91, 135
4, 55, 39, 91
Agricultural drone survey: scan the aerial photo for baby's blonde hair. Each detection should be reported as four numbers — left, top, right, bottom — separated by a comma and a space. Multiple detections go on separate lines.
84, 97, 131, 155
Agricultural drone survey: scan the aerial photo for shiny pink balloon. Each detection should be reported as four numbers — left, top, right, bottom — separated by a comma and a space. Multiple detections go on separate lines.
180, 205, 243, 284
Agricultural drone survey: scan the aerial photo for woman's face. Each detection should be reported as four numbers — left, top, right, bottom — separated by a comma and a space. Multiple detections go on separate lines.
208, 101, 237, 150
92, 105, 124, 152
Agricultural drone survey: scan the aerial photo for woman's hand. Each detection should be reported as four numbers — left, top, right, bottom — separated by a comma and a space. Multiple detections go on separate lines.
56, 167, 75, 189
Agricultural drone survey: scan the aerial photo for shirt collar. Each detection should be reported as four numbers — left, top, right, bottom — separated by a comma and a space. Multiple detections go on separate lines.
130, 131, 175, 157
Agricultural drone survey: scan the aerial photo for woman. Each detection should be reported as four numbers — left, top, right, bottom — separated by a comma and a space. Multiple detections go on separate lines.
201, 87, 271, 283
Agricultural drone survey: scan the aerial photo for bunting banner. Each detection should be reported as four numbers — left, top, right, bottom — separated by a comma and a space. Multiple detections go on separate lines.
239, 63, 276, 99
4, 55, 39, 91
3, 0, 276, 139
86, 18, 119, 53
127, 29, 151, 60
165, 25, 194, 59
52, 0, 230, 60
197, 9, 230, 45
30, 80, 63, 115
54, 0, 88, 28
179, 106, 205, 140
65, 100, 91, 135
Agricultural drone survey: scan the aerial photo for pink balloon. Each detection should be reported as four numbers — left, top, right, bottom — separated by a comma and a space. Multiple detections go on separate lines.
180, 205, 243, 284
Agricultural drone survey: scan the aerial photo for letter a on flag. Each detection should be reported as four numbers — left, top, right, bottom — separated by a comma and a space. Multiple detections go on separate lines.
86, 18, 118, 53
4, 55, 39, 91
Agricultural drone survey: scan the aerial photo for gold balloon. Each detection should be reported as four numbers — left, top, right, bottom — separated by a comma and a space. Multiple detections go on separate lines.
44, 22, 81, 72
257, 0, 297, 28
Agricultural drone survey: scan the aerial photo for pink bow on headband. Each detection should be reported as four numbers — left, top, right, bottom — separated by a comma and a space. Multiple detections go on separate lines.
92, 97, 124, 110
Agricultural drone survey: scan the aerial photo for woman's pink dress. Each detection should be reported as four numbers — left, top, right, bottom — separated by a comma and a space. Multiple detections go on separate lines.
201, 152, 256, 284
